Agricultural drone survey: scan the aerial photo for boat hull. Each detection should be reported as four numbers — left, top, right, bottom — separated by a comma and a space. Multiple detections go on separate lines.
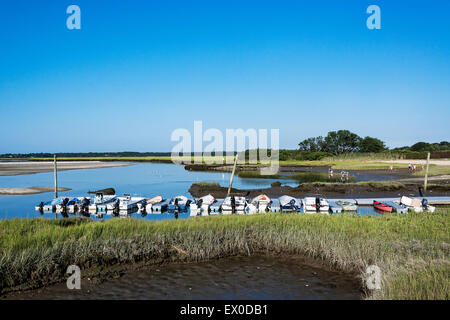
373, 201, 393, 213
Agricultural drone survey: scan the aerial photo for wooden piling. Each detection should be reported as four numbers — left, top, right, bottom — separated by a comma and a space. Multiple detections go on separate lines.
54, 155, 58, 199
424, 152, 430, 194
227, 154, 238, 198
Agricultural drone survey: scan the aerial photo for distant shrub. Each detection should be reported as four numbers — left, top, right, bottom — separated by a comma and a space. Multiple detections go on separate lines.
295, 152, 333, 161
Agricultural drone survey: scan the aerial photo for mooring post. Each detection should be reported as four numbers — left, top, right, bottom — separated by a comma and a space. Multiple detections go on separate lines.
54, 154, 58, 219
424, 152, 430, 194
227, 154, 238, 198
54, 154, 58, 199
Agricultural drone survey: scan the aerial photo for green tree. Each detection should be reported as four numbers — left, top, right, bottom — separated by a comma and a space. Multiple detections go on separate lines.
323, 130, 361, 154
298, 136, 325, 152
359, 136, 386, 153
410, 142, 431, 152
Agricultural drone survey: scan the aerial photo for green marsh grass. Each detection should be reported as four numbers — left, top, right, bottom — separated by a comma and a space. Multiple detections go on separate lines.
413, 167, 450, 177
20, 156, 410, 170
0, 211, 448, 299
237, 171, 356, 183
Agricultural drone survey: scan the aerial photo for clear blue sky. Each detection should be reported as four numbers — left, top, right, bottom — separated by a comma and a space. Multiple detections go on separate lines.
0, 0, 449, 153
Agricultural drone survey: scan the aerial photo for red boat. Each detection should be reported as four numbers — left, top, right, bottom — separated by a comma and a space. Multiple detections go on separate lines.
373, 200, 393, 213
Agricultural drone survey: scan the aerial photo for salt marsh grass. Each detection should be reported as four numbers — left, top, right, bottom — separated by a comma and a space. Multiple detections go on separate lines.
0, 210, 448, 299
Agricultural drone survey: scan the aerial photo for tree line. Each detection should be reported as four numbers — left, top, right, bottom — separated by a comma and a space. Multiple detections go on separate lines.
298, 130, 449, 155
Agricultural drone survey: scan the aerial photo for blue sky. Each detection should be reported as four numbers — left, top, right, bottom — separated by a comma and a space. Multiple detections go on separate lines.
0, 0, 449, 153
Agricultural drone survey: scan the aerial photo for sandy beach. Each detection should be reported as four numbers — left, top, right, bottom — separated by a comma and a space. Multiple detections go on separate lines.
0, 161, 132, 176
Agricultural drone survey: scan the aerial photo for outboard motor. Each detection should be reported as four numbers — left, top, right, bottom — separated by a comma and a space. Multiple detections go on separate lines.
60, 198, 69, 218
315, 197, 320, 213
289, 199, 296, 211
231, 196, 236, 214
112, 201, 119, 217
79, 198, 89, 216
418, 186, 428, 209
38, 202, 44, 215
421, 198, 428, 210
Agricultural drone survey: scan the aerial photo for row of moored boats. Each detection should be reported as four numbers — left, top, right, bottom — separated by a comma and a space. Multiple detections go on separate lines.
35, 192, 435, 217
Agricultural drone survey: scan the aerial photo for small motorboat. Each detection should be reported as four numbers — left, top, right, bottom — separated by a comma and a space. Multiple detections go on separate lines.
269, 198, 281, 213
77, 197, 92, 216
328, 201, 342, 214
384, 201, 408, 214
167, 195, 192, 213
335, 200, 358, 211
118, 194, 146, 211
279, 195, 301, 212
89, 193, 117, 212
141, 195, 163, 213
190, 194, 215, 217
151, 199, 169, 213
67, 197, 91, 213
400, 196, 435, 213
97, 196, 118, 213
222, 196, 247, 214
373, 200, 393, 213
210, 199, 224, 215
35, 200, 51, 212
40, 197, 66, 213
302, 197, 329, 213
55, 197, 74, 213
248, 194, 271, 214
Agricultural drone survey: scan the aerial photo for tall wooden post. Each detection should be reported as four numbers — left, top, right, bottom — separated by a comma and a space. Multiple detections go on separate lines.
54, 155, 58, 199
227, 154, 238, 198
424, 152, 430, 194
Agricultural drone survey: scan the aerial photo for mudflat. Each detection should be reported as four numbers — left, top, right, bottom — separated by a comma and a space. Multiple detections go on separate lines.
0, 161, 132, 176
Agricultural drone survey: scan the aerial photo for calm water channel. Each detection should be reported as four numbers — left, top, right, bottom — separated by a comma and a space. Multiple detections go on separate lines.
0, 162, 382, 219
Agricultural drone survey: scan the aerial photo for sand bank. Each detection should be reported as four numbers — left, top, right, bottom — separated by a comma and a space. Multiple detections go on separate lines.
0, 187, 71, 196
0, 161, 132, 176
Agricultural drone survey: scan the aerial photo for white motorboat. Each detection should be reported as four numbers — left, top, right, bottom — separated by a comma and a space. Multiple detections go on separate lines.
141, 195, 163, 213
248, 194, 271, 213
335, 200, 358, 211
279, 195, 301, 212
190, 194, 215, 217
210, 199, 224, 215
328, 201, 342, 214
302, 197, 329, 213
118, 194, 146, 211
400, 196, 435, 213
222, 196, 247, 214
67, 197, 91, 213
88, 193, 117, 212
269, 199, 281, 213
168, 195, 192, 213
